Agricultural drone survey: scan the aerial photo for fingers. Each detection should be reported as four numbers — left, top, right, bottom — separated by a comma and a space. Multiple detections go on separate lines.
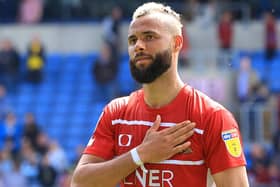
172, 124, 195, 147
149, 114, 161, 132
170, 122, 195, 140
162, 120, 193, 136
168, 122, 195, 148
173, 141, 192, 153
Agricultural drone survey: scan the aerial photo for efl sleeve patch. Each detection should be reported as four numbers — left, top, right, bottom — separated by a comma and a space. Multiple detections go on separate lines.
222, 129, 242, 157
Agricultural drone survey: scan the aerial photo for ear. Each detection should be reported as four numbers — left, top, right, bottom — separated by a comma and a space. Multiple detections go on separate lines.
173, 35, 183, 52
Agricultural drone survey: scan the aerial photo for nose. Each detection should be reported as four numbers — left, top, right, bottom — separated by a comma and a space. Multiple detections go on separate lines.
134, 39, 145, 52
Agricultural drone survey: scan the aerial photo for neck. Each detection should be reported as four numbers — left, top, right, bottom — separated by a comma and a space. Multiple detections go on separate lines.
142, 72, 184, 108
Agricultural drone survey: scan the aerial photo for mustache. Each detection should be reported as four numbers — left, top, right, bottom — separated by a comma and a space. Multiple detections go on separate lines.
134, 52, 153, 59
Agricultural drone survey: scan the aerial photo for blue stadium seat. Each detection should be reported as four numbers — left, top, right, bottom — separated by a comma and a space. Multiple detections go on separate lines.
45, 53, 63, 72
7, 53, 135, 166
16, 91, 33, 104
268, 69, 280, 93
118, 59, 137, 95
83, 53, 98, 65
252, 57, 266, 81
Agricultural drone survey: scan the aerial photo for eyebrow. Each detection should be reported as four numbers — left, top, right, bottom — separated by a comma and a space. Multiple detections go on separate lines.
128, 30, 158, 39
142, 31, 157, 35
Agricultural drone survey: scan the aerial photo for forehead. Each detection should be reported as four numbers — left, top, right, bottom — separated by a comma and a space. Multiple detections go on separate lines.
128, 13, 171, 36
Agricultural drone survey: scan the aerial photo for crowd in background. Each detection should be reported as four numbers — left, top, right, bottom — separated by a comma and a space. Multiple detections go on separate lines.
0, 83, 73, 187
0, 4, 124, 186
0, 1, 280, 187
0, 36, 45, 92
0, 0, 280, 23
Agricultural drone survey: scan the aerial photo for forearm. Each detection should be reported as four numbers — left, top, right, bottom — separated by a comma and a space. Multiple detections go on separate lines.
71, 151, 138, 187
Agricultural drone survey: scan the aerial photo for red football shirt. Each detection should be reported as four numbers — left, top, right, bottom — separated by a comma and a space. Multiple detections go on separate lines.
84, 85, 246, 187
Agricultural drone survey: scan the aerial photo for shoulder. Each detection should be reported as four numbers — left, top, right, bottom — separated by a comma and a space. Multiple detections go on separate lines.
187, 86, 236, 125
188, 86, 225, 113
105, 90, 142, 115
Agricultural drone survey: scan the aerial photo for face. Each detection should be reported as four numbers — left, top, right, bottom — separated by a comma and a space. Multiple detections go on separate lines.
130, 49, 172, 83
128, 14, 174, 83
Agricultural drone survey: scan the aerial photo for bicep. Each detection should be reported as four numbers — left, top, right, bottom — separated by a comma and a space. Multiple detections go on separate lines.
212, 166, 249, 187
77, 154, 106, 167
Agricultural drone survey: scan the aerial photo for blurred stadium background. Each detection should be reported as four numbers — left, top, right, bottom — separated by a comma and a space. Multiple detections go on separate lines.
0, 0, 280, 186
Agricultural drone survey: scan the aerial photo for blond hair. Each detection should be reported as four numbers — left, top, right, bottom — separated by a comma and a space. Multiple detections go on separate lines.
132, 2, 182, 35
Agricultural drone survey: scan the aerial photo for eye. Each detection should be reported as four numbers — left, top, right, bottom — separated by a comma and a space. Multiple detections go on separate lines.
145, 34, 154, 41
128, 38, 137, 45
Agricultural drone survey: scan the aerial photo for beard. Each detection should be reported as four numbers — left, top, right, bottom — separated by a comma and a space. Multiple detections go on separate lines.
130, 49, 172, 84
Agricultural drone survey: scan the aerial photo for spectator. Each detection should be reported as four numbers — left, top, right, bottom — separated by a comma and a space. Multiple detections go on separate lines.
20, 139, 40, 187
235, 56, 260, 103
92, 43, 119, 102
252, 82, 270, 103
0, 85, 11, 122
217, 11, 233, 67
267, 163, 280, 187
0, 112, 23, 155
26, 36, 45, 84
18, 0, 43, 24
264, 11, 277, 61
0, 148, 13, 176
47, 141, 69, 174
22, 112, 41, 151
35, 132, 49, 157
102, 5, 123, 61
235, 56, 265, 143
0, 39, 20, 92
194, 0, 216, 28
247, 143, 271, 186
2, 156, 27, 187
38, 154, 57, 187
218, 11, 233, 50
184, 0, 200, 22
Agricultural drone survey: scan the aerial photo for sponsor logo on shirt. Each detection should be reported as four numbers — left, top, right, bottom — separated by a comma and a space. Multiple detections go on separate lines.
118, 134, 133, 147
124, 168, 174, 187
222, 129, 242, 157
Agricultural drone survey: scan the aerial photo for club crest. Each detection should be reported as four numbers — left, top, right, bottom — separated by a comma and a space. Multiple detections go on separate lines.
222, 129, 242, 157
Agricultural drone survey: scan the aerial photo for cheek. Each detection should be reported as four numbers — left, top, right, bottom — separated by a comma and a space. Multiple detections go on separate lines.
128, 46, 134, 58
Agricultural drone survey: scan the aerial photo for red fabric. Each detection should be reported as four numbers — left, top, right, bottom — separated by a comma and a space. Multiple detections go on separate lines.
84, 85, 246, 187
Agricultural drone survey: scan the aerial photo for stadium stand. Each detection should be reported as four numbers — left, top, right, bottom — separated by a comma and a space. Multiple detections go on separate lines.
7, 52, 137, 164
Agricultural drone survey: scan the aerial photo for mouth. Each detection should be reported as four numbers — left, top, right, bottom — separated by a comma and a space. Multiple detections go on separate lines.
134, 58, 152, 69
135, 57, 152, 63
134, 54, 153, 63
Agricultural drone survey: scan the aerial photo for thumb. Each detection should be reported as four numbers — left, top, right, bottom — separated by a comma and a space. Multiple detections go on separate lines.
150, 114, 161, 131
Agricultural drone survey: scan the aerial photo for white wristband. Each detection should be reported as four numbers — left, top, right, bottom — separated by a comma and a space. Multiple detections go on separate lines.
130, 148, 148, 173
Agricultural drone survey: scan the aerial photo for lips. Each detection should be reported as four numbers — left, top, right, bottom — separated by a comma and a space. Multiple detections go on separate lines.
135, 57, 152, 62
134, 54, 153, 63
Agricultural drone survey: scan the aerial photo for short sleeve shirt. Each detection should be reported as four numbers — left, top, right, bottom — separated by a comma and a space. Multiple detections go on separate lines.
84, 85, 246, 187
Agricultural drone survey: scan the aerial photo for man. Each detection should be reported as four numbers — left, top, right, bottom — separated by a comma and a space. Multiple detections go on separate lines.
71, 2, 249, 187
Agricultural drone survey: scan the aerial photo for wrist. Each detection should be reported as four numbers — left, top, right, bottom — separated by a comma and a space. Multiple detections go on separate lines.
130, 147, 144, 166
134, 145, 147, 163
130, 147, 148, 173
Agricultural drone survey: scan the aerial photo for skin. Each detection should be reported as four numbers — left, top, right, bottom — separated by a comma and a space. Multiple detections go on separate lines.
71, 12, 249, 187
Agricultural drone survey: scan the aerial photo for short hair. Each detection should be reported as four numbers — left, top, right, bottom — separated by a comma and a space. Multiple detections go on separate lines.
132, 2, 183, 34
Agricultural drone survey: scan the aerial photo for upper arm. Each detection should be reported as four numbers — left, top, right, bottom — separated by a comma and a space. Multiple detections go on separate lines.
204, 109, 247, 173
76, 154, 106, 167
212, 166, 249, 187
